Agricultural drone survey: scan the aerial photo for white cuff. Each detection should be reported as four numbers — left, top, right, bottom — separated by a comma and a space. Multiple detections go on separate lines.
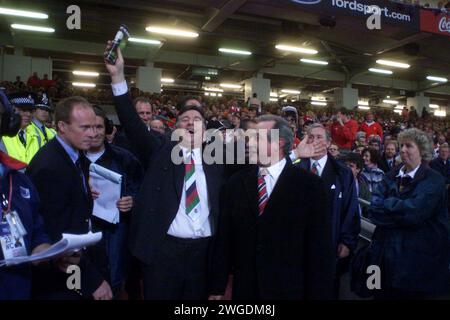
289, 150, 297, 161
111, 81, 128, 96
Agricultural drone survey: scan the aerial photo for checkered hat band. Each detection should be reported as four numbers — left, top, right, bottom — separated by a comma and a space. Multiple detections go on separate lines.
11, 97, 35, 105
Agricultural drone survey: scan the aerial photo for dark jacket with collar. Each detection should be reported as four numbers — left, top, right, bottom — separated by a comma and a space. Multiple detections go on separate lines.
26, 138, 108, 298
113, 93, 225, 266
430, 157, 450, 185
368, 164, 450, 293
210, 160, 335, 299
0, 153, 50, 300
299, 155, 360, 252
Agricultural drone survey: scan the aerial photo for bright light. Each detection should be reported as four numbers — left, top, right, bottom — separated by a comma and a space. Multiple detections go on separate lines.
205, 76, 211, 80
281, 89, 301, 94
204, 87, 224, 92
376, 59, 410, 69
430, 104, 439, 109
145, 26, 198, 38
358, 100, 369, 106
269, 98, 278, 102
73, 82, 96, 88
383, 99, 399, 104
210, 93, 217, 97
161, 78, 175, 83
300, 58, 328, 65
129, 37, 161, 45
427, 76, 448, 83
220, 83, 241, 89
218, 93, 222, 97
395, 105, 404, 109
270, 92, 278, 97
275, 44, 317, 55
72, 71, 99, 77
311, 101, 327, 106
204, 92, 210, 96
218, 48, 252, 56
394, 110, 402, 114
0, 7, 48, 19
369, 68, 393, 75
311, 96, 326, 101
434, 110, 446, 117
11, 24, 54, 33
358, 106, 370, 110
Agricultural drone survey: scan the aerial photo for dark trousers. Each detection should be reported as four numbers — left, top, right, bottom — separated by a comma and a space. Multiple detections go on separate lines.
142, 235, 210, 300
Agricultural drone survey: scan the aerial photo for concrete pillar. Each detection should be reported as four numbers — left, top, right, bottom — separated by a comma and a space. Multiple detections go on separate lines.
244, 74, 270, 105
136, 63, 161, 94
334, 85, 358, 109
407, 92, 429, 117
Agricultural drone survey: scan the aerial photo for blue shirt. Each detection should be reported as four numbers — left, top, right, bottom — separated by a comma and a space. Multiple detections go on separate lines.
56, 135, 79, 164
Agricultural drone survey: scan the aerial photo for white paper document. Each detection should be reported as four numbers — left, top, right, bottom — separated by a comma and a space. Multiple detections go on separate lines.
0, 232, 102, 267
89, 163, 122, 224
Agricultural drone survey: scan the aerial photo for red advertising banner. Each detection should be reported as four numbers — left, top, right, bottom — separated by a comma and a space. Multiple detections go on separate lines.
420, 9, 450, 37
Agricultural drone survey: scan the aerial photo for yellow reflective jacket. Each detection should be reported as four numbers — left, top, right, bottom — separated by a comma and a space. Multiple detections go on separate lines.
31, 120, 56, 144
1, 124, 43, 164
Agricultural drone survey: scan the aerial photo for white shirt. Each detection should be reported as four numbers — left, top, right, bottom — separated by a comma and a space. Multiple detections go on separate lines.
260, 158, 286, 198
396, 164, 421, 179
311, 154, 328, 177
86, 149, 105, 163
111, 81, 128, 96
167, 147, 212, 239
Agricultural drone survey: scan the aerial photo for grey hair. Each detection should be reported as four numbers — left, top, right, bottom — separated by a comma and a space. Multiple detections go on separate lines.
356, 131, 366, 140
398, 128, 434, 162
258, 114, 293, 156
306, 123, 331, 142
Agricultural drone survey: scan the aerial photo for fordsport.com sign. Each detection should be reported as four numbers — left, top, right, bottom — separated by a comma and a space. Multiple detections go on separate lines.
289, 0, 420, 30
420, 9, 450, 37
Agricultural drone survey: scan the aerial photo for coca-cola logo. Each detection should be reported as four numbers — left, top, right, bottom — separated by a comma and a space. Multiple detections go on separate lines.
439, 17, 450, 33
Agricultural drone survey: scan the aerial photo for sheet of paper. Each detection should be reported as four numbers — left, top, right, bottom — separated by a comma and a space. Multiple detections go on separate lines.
89, 163, 122, 224
0, 232, 102, 267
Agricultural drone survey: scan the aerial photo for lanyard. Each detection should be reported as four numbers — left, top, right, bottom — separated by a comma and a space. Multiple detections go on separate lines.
0, 175, 13, 214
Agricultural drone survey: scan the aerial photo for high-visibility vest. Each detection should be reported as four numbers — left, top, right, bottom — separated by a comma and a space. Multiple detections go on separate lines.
31, 121, 56, 144
2, 124, 42, 164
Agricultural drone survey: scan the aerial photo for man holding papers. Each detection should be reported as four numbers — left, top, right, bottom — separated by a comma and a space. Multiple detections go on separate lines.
87, 106, 143, 298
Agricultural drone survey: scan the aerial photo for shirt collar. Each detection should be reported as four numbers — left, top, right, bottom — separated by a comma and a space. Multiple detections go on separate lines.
312, 154, 328, 169
56, 134, 80, 164
32, 118, 44, 128
180, 146, 202, 162
262, 158, 286, 180
397, 164, 421, 179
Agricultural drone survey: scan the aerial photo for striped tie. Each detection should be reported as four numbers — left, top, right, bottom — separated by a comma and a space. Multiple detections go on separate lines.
311, 161, 319, 176
257, 168, 269, 216
185, 153, 200, 217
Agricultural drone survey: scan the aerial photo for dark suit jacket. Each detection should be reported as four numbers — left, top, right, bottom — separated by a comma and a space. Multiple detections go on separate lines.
210, 160, 335, 299
378, 153, 396, 174
299, 156, 360, 252
112, 93, 225, 266
430, 157, 450, 185
26, 138, 107, 297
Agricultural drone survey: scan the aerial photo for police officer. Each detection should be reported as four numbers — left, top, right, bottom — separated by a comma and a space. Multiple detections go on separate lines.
0, 93, 42, 164
31, 92, 56, 144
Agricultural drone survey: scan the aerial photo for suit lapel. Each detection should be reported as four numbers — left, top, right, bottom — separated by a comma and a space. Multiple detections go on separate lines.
262, 161, 291, 216
243, 166, 259, 216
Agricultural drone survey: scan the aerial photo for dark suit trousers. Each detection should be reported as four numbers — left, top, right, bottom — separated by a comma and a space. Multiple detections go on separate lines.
142, 235, 210, 300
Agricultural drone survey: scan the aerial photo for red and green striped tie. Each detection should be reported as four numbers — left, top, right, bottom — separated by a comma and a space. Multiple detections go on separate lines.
185, 153, 200, 216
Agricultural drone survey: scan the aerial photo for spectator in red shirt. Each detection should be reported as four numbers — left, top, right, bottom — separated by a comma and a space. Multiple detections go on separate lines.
330, 109, 359, 152
40, 74, 56, 90
359, 112, 383, 140
27, 72, 40, 88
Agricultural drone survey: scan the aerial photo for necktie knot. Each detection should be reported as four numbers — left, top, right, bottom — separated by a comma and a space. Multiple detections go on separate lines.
311, 161, 319, 176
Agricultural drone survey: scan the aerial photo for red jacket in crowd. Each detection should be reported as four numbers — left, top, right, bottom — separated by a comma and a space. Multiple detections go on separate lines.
330, 119, 359, 150
360, 121, 384, 139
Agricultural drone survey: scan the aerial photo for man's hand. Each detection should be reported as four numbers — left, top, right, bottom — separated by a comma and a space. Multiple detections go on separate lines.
55, 251, 82, 273
294, 137, 328, 159
117, 196, 133, 212
104, 41, 125, 84
208, 295, 224, 300
337, 243, 350, 259
93, 280, 113, 300
90, 184, 100, 200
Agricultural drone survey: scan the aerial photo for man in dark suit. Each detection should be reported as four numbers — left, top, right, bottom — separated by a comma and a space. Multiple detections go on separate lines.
209, 115, 335, 300
298, 123, 360, 298
26, 96, 112, 300
379, 140, 398, 174
105, 45, 224, 299
430, 143, 450, 185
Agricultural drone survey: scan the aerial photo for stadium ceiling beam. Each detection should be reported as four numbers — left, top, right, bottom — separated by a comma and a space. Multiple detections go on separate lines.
202, 0, 248, 32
